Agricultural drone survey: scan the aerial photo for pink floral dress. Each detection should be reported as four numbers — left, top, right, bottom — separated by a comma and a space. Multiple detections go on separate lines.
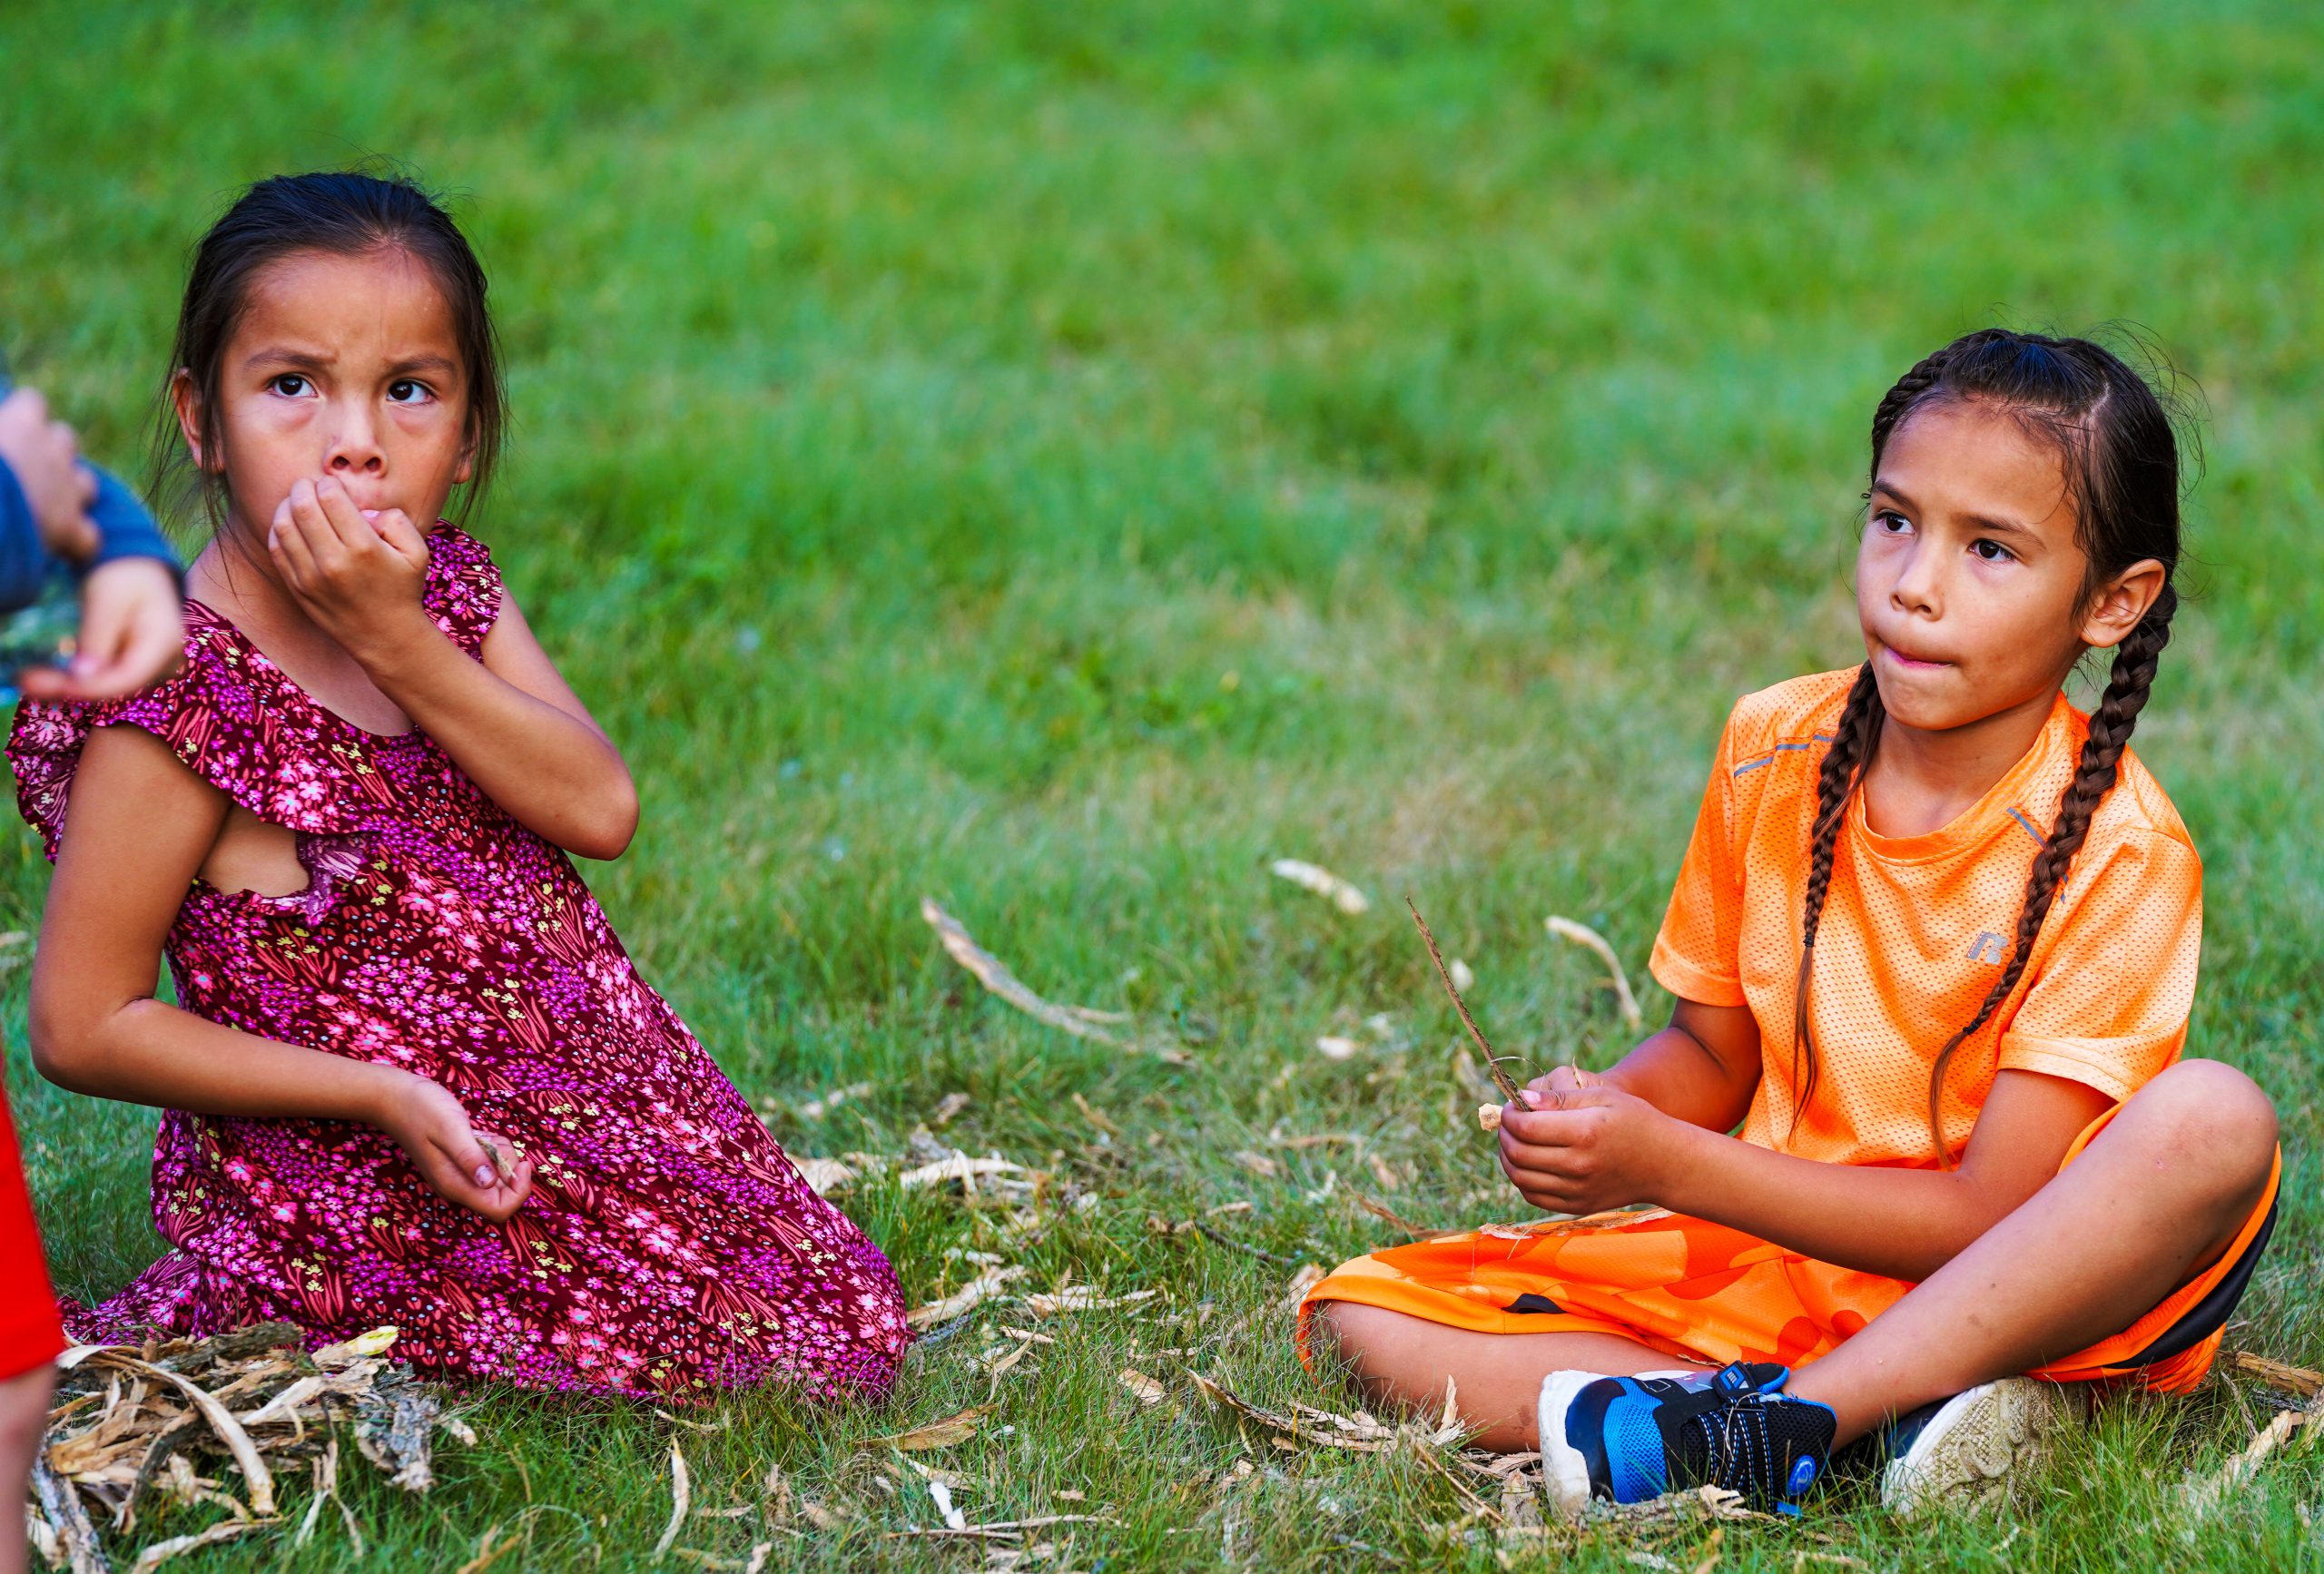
8, 526, 908, 1400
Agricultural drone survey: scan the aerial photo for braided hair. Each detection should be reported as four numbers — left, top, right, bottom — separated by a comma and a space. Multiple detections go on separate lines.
1793, 330, 2189, 1164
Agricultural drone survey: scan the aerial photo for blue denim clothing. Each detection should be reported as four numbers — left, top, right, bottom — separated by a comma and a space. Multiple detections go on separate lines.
0, 460, 180, 611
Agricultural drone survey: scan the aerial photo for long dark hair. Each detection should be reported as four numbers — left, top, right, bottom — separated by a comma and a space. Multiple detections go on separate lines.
1795, 329, 2189, 1166
152, 166, 507, 534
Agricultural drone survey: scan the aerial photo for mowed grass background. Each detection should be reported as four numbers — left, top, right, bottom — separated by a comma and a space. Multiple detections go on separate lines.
5, 2, 2323, 1568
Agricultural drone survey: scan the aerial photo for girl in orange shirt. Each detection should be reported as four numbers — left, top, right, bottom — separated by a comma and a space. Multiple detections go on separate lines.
1304, 330, 2280, 1518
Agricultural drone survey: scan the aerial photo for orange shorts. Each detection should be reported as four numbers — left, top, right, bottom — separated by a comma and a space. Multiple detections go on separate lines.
1299, 1107, 2280, 1394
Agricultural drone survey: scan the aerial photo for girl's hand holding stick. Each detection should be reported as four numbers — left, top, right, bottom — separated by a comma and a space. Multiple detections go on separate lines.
1408, 899, 1678, 1215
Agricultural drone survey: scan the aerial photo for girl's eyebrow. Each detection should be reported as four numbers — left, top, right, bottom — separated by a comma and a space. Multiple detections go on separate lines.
241, 349, 461, 382
243, 346, 334, 372
1870, 477, 2038, 541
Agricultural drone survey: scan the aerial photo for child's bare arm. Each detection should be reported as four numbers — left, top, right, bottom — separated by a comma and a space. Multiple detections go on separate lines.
29, 724, 532, 1219
1565, 998, 1763, 1133
1501, 1065, 2112, 1281
267, 477, 638, 861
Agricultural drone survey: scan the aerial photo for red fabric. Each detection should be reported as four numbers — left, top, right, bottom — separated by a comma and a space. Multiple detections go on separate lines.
0, 1088, 64, 1380
7, 527, 907, 1399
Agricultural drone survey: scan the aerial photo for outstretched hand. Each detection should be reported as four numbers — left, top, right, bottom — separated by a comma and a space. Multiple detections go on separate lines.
1498, 1064, 1681, 1215
373, 1071, 533, 1222
267, 476, 433, 660
15, 558, 185, 702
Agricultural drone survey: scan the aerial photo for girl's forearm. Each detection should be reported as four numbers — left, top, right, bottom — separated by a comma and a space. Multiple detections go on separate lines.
1600, 1025, 1757, 1133
361, 616, 636, 859
1655, 1121, 1995, 1281
34, 995, 405, 1124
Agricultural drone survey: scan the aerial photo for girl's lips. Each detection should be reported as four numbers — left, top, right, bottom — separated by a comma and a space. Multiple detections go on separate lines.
1879, 644, 1951, 671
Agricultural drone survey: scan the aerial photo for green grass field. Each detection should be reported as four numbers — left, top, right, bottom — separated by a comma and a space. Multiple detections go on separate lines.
5, 2, 2323, 1568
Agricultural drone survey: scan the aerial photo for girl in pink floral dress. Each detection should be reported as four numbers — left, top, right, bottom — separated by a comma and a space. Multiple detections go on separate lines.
9, 171, 908, 1399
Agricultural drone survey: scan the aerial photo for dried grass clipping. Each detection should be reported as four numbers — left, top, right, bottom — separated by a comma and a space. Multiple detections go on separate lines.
1545, 915, 1643, 1029
921, 897, 1133, 1047
29, 1323, 471, 1571
1270, 860, 1373, 915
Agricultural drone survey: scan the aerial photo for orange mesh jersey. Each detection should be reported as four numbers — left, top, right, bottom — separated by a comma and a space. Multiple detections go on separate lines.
1649, 667, 2202, 1169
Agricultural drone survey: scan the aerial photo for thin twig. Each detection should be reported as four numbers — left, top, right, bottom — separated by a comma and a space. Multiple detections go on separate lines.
909, 1314, 981, 1352
1404, 1431, 1499, 1522
1194, 1222, 1298, 1266
1407, 900, 1526, 1103
1353, 1192, 1465, 1243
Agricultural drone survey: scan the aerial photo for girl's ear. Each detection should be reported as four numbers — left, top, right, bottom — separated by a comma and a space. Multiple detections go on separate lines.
2080, 557, 2168, 651
453, 430, 474, 487
170, 369, 212, 471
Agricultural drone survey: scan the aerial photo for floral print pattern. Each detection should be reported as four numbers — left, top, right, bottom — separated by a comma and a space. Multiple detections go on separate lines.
9, 527, 908, 1400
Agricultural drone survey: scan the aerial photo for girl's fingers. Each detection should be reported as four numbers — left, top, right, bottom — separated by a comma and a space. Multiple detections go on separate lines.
48, 561, 184, 700
311, 476, 375, 553
462, 1129, 533, 1217
371, 508, 430, 567
287, 480, 350, 575
1500, 1110, 1585, 1150
270, 492, 318, 585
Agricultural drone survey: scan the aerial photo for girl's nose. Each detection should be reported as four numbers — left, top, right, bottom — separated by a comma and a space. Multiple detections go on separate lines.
325, 405, 386, 476
1889, 547, 1942, 616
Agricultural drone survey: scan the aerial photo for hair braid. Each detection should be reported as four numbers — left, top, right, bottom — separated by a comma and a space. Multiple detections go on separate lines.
1788, 661, 1885, 1137
1866, 332, 2006, 462
1923, 584, 2178, 1166
1823, 326, 2191, 1166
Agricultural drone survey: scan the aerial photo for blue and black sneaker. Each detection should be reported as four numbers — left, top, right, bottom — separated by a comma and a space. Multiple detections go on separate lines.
1539, 1362, 1837, 1518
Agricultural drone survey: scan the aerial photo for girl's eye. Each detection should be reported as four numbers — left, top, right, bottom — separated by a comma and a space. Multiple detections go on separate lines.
386, 379, 431, 405
1871, 509, 1912, 535
268, 374, 310, 398
1971, 538, 2015, 564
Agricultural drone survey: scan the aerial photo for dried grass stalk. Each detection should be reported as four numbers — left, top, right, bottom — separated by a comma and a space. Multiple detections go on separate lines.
1545, 916, 1643, 1029
2180, 1408, 2309, 1519
906, 1266, 1028, 1329
897, 1155, 1025, 1190
875, 1405, 992, 1452
653, 1443, 691, 1559
921, 898, 1129, 1047
1354, 1192, 1466, 1243
1270, 860, 1372, 915
2232, 1351, 2323, 1397
128, 1517, 271, 1572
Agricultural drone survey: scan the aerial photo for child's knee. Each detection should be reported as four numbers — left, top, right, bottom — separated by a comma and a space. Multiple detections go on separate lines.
1307, 1299, 1400, 1372
2126, 1059, 2278, 1179
0, 1362, 55, 1447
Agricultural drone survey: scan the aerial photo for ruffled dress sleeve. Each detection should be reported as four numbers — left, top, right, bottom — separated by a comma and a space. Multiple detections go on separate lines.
5, 608, 352, 859
420, 523, 504, 657
7, 523, 507, 858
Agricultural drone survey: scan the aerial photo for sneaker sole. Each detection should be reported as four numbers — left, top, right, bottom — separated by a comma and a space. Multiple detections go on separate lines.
1538, 1368, 1707, 1517
1537, 1370, 1604, 1519
1879, 1377, 2089, 1517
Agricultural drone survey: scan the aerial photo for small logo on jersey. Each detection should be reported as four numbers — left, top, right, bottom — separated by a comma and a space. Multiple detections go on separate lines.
1965, 931, 2008, 966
